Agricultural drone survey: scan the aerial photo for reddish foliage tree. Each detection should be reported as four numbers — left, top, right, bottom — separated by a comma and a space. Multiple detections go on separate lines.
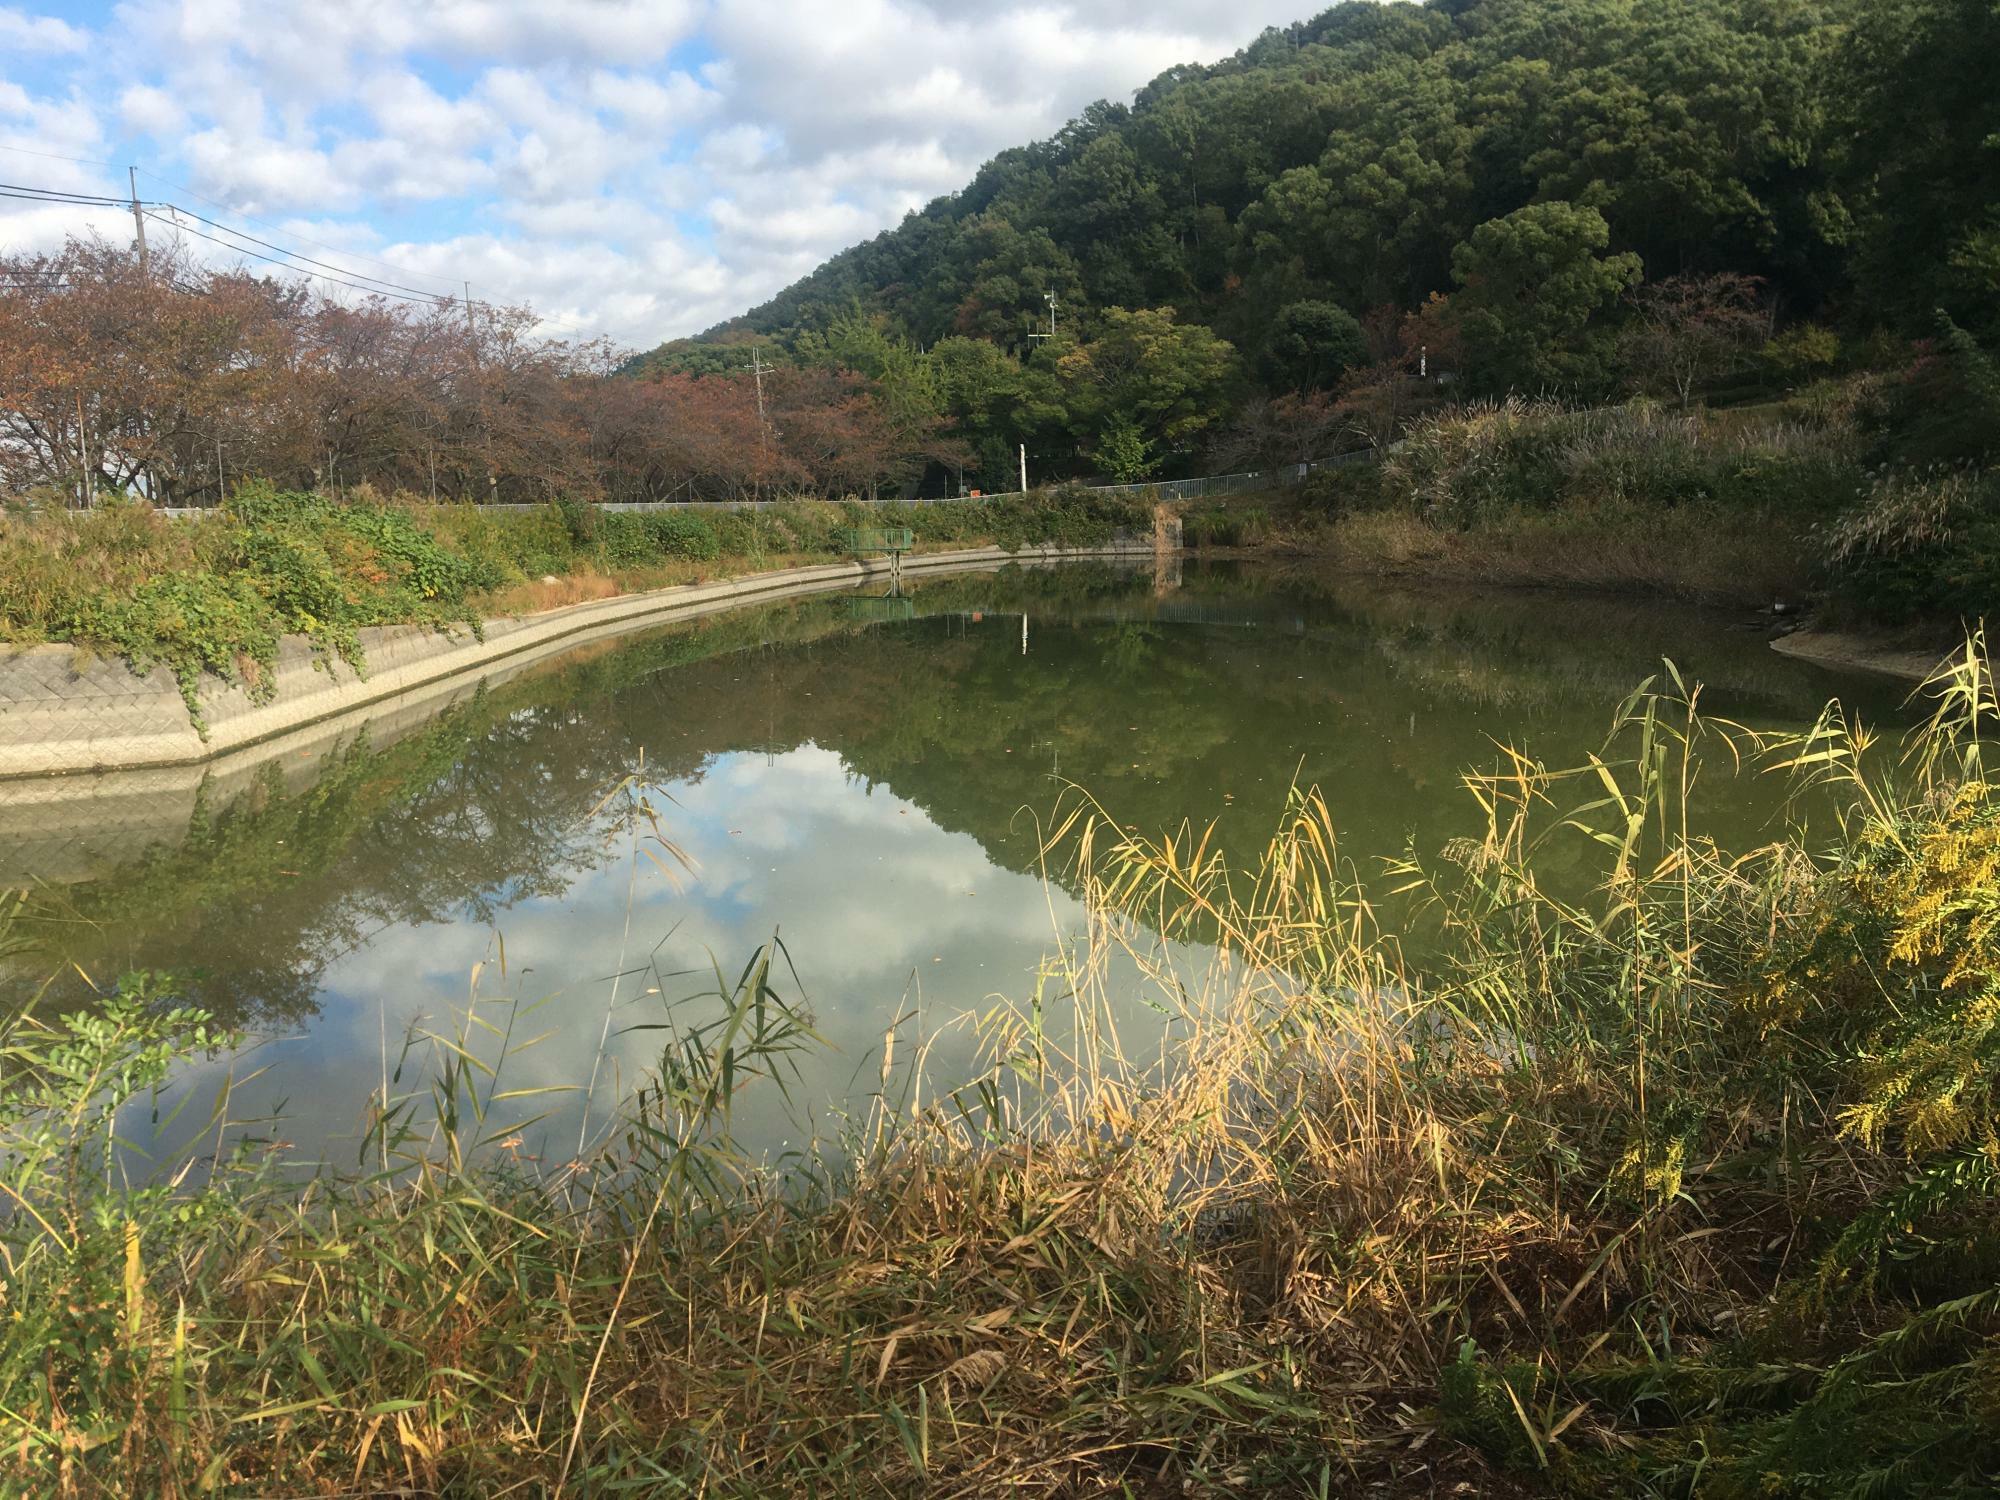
1210, 391, 1348, 470
0, 237, 953, 509
1620, 273, 1768, 408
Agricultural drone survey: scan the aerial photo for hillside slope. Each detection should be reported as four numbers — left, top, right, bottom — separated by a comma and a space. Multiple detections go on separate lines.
628, 0, 1994, 492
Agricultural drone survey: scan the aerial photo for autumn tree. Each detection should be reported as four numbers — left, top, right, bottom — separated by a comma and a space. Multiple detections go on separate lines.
1210, 391, 1348, 471
1619, 273, 1766, 408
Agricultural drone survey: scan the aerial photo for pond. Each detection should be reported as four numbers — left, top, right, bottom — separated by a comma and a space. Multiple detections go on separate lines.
2, 562, 1908, 1164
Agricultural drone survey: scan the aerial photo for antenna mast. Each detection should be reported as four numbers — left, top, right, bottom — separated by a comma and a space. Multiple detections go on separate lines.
1027, 287, 1059, 345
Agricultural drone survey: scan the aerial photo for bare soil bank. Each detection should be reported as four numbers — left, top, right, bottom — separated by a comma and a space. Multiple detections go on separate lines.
1769, 627, 1953, 683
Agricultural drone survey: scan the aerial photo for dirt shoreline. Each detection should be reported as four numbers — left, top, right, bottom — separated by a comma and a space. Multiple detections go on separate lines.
1768, 627, 1951, 684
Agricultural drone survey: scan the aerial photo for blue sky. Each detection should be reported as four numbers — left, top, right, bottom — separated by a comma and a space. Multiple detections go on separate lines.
0, 0, 1306, 347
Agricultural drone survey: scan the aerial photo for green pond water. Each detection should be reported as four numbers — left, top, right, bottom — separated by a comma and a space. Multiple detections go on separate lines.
2, 562, 1908, 1161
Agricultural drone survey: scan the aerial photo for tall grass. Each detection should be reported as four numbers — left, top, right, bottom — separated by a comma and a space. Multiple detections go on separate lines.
4, 640, 1999, 1494
1822, 467, 2000, 626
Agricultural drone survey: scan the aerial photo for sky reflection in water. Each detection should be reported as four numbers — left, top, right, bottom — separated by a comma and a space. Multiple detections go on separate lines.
4, 564, 1907, 1162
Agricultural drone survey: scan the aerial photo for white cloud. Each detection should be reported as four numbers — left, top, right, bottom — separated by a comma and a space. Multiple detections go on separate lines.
0, 0, 1311, 345
404, 0, 704, 66
179, 128, 351, 212
360, 72, 497, 156
118, 83, 184, 137
0, 5, 86, 53
586, 70, 717, 133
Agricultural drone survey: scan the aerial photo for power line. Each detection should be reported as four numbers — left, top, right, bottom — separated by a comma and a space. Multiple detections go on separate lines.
0, 181, 141, 207
143, 210, 460, 307
158, 203, 467, 302
136, 165, 462, 298
0, 143, 125, 171
4, 170, 504, 313
12, 152, 462, 299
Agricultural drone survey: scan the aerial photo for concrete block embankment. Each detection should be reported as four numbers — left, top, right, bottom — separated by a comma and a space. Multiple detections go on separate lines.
0, 545, 1149, 781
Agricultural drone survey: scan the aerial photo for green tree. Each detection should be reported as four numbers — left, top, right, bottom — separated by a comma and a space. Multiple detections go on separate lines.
1096, 413, 1155, 482
933, 217, 1086, 349
1839, 0, 2000, 337
1310, 62, 1474, 305
796, 309, 953, 484
1056, 308, 1241, 470
1450, 201, 1642, 394
624, 0, 1904, 426
931, 336, 1070, 490
1265, 300, 1368, 392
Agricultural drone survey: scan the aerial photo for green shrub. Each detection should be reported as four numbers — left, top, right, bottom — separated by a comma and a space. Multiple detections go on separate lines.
596, 509, 722, 565
1861, 322, 2000, 471
1386, 398, 1863, 527
900, 501, 985, 547
980, 484, 1149, 550
1706, 445, 1859, 515
1764, 323, 1842, 383
644, 511, 721, 562
554, 495, 598, 548
1386, 399, 1582, 520
769, 500, 845, 554
0, 489, 504, 731
705, 509, 769, 559
0, 485, 1154, 728
429, 502, 575, 582
80, 570, 282, 722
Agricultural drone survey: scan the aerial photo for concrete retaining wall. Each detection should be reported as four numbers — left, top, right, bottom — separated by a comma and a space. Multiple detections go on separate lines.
0, 544, 1152, 781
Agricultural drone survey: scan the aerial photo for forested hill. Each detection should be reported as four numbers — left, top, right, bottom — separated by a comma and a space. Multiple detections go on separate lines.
632, 0, 1995, 488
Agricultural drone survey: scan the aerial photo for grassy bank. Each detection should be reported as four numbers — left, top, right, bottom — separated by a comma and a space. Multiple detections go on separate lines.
0, 484, 1149, 718
6, 641, 1999, 1495
1190, 399, 1842, 607
1314, 499, 1812, 605
1197, 349, 1999, 624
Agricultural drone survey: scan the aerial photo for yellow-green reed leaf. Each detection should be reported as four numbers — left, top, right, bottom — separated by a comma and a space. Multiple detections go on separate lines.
122, 1220, 144, 1343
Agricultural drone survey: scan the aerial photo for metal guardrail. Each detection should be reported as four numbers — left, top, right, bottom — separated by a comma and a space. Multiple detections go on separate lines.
143, 448, 1377, 519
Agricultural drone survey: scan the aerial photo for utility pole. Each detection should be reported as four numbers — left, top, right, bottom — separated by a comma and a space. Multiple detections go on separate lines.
75, 392, 89, 509
128, 167, 148, 273
749, 349, 772, 500
1019, 443, 1028, 495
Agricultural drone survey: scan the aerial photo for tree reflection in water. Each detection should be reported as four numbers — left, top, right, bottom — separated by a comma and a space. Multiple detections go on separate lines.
2, 564, 1906, 1154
